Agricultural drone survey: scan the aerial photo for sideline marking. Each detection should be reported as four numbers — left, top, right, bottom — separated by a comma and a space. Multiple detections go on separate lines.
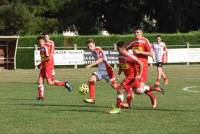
182, 85, 199, 93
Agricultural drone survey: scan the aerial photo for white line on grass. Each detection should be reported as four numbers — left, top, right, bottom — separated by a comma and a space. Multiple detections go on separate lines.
182, 85, 199, 93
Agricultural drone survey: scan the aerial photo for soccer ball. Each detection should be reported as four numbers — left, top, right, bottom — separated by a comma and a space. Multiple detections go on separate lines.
78, 84, 89, 95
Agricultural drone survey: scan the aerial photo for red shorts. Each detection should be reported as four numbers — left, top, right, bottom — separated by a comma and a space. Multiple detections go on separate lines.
39, 66, 53, 79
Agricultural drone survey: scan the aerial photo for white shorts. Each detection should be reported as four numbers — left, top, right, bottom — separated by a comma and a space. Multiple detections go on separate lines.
93, 70, 111, 84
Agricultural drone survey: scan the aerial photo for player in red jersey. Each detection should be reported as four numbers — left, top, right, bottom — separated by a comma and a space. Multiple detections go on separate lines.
115, 41, 143, 109
125, 27, 162, 108
109, 41, 164, 114
43, 33, 55, 80
36, 36, 72, 100
117, 42, 164, 107
83, 38, 117, 104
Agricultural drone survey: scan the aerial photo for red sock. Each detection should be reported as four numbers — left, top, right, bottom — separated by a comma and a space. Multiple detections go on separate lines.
117, 98, 122, 108
54, 80, 65, 86
116, 94, 124, 108
126, 88, 133, 106
127, 95, 133, 106
89, 81, 95, 100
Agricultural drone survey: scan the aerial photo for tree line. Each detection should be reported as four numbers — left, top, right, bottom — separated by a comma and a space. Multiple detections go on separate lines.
0, 0, 200, 35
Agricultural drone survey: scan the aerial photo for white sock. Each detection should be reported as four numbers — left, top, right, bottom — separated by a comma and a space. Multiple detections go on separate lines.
38, 84, 44, 96
117, 94, 124, 101
137, 85, 150, 94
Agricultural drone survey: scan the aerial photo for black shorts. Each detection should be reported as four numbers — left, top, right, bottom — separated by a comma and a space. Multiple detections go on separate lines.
156, 62, 163, 67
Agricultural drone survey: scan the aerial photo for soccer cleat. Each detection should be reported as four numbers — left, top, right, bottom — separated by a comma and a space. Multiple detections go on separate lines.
160, 87, 165, 95
36, 96, 44, 100
65, 82, 73, 92
155, 79, 160, 85
164, 78, 169, 85
83, 98, 95, 104
108, 107, 121, 114
153, 85, 165, 94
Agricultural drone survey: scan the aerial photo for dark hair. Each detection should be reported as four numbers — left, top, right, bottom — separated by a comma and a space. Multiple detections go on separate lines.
86, 38, 95, 45
156, 35, 161, 38
116, 41, 125, 48
133, 26, 143, 31
42, 33, 49, 36
37, 36, 44, 41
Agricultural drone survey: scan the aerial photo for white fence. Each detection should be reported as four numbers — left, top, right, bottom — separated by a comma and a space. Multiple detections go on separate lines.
34, 44, 200, 68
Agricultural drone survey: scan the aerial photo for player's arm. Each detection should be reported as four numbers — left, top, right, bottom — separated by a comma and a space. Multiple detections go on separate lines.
164, 43, 168, 62
86, 58, 103, 68
134, 49, 153, 57
118, 66, 122, 76
135, 59, 143, 80
50, 41, 55, 58
116, 65, 122, 81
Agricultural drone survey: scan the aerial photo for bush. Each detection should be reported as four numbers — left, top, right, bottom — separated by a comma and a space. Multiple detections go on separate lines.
16, 48, 34, 69
16, 32, 200, 69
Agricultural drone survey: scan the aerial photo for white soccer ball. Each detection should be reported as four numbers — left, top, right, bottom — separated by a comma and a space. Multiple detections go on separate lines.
79, 84, 89, 95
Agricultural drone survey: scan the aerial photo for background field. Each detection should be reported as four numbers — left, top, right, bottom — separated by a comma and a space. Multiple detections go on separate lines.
0, 65, 200, 134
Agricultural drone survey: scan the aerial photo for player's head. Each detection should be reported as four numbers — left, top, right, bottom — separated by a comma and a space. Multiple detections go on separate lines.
37, 36, 45, 47
116, 41, 125, 52
42, 33, 50, 41
133, 26, 143, 38
116, 41, 125, 48
156, 35, 162, 43
86, 38, 96, 51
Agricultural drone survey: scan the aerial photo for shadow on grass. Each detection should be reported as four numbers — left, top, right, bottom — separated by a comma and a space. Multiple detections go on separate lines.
132, 106, 200, 113
3, 102, 110, 114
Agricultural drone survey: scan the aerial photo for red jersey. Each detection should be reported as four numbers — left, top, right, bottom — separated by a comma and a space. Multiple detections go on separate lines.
118, 51, 139, 76
92, 47, 111, 70
40, 46, 51, 68
126, 37, 151, 65
45, 40, 55, 68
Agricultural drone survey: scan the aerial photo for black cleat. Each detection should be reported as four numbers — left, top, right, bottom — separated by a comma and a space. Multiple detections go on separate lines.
65, 82, 73, 92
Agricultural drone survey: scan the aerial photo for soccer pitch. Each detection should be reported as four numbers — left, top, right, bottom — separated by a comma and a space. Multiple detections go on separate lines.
0, 65, 200, 134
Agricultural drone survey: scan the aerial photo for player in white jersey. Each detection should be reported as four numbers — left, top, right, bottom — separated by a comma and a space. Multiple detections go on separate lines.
84, 39, 117, 104
152, 35, 169, 85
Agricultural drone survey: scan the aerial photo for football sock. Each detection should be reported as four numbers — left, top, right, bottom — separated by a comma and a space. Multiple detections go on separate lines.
116, 94, 124, 108
136, 85, 150, 94
54, 80, 65, 86
89, 81, 95, 100
38, 84, 44, 97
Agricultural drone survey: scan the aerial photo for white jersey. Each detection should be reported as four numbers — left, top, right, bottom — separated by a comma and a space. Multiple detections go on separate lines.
91, 47, 115, 83
152, 42, 167, 63
91, 47, 110, 70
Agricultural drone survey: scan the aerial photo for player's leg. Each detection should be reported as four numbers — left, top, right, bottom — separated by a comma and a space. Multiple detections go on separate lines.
45, 68, 72, 92
155, 62, 162, 85
145, 91, 157, 108
83, 72, 99, 104
120, 77, 135, 108
37, 70, 45, 100
161, 67, 169, 84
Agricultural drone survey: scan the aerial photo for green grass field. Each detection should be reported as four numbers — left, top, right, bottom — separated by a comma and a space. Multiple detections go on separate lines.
0, 65, 200, 134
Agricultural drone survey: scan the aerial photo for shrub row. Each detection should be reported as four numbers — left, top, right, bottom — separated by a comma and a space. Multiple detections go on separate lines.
17, 32, 200, 69
18, 32, 200, 48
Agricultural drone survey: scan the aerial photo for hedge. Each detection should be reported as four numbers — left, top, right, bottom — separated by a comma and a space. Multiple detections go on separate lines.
16, 32, 200, 69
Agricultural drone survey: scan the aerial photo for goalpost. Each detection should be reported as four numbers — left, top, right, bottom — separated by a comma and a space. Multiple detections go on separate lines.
0, 36, 19, 69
